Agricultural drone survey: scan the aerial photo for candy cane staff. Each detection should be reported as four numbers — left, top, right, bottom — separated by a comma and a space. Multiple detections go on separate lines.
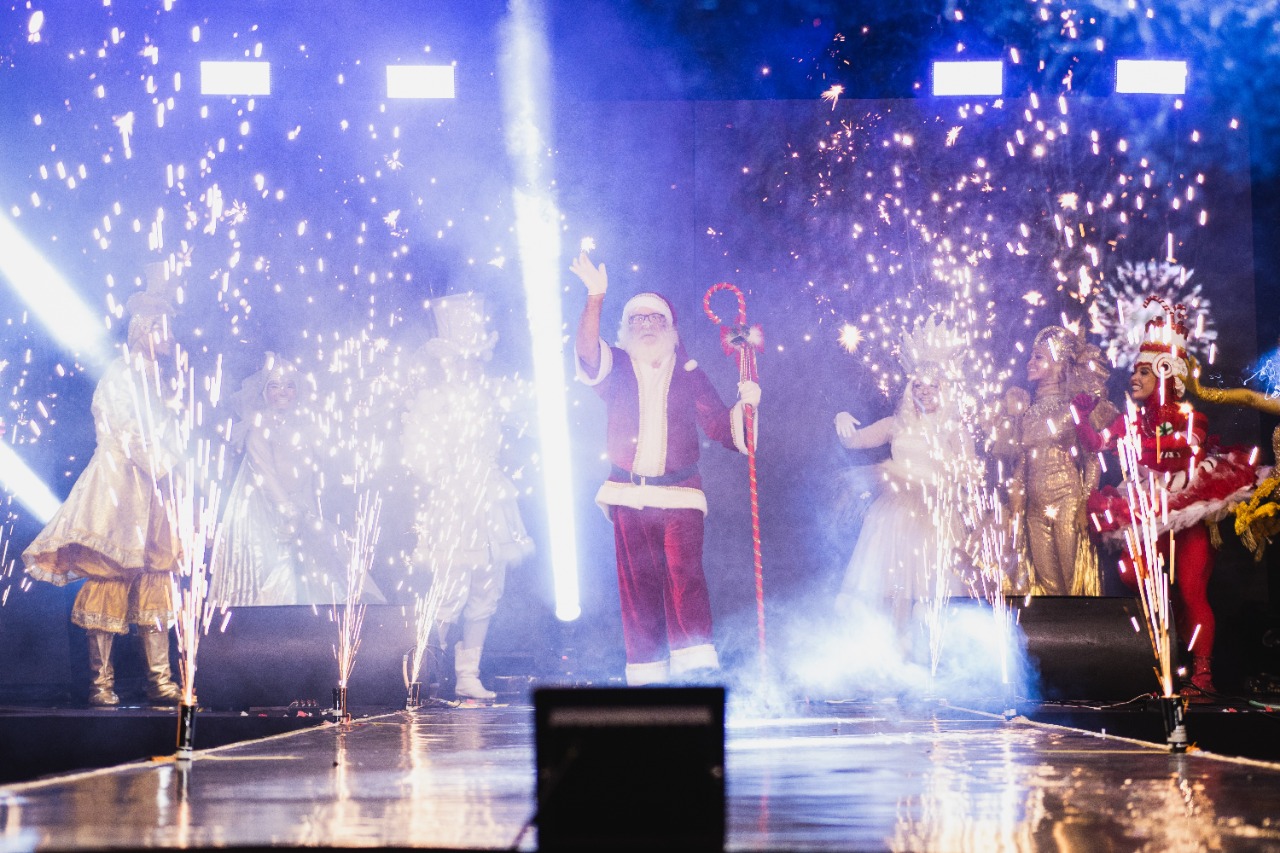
704, 283, 767, 681
571, 253, 761, 685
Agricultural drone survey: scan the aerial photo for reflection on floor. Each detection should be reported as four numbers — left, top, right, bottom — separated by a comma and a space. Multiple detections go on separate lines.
2, 698, 1279, 851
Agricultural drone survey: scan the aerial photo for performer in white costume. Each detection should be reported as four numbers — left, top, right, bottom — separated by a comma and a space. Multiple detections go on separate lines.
833, 318, 971, 652
402, 293, 534, 700
23, 262, 184, 705
210, 354, 353, 606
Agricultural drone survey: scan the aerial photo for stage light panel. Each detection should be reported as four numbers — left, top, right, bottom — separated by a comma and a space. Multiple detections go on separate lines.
1115, 60, 1188, 95
386, 65, 456, 99
931, 60, 1004, 96
0, 443, 61, 524
200, 61, 271, 95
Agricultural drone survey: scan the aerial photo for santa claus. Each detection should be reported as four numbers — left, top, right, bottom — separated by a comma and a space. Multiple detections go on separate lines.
572, 252, 760, 685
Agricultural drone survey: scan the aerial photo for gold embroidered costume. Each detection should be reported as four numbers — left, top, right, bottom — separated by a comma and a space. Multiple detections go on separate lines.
1001, 326, 1115, 595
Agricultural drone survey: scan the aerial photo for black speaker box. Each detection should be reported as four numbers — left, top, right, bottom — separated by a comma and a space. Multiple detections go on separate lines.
534, 686, 726, 852
195, 606, 414, 710
1015, 596, 1174, 700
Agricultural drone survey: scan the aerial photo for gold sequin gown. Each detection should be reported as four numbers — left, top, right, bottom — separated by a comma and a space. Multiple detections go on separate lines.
1009, 392, 1111, 596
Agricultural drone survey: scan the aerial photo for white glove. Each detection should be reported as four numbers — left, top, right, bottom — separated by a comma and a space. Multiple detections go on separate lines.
569, 252, 608, 296
738, 380, 761, 407
834, 411, 861, 440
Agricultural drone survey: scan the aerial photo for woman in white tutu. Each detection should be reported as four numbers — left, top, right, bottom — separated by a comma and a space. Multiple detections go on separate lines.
210, 354, 350, 606
833, 321, 972, 653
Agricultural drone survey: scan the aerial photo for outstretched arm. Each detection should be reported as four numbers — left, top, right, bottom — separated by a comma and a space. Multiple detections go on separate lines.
834, 413, 896, 450
1187, 356, 1280, 416
571, 252, 607, 376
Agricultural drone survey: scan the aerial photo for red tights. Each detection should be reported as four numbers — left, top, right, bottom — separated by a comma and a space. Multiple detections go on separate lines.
1117, 522, 1215, 657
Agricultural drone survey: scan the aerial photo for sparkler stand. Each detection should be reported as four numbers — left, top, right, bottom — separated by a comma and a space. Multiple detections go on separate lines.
332, 686, 351, 723
1159, 695, 1189, 753
176, 701, 198, 762
405, 681, 422, 711
1000, 681, 1018, 721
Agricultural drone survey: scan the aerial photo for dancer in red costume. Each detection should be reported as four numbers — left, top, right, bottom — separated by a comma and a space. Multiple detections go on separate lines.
1073, 299, 1258, 694
572, 252, 760, 685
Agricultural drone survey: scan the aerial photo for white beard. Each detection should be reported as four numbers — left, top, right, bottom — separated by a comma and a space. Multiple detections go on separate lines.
621, 326, 679, 368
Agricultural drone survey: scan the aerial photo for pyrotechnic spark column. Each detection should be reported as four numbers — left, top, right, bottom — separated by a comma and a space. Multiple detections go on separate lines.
500, 0, 581, 622
332, 491, 379, 723
145, 343, 224, 761
1115, 409, 1187, 751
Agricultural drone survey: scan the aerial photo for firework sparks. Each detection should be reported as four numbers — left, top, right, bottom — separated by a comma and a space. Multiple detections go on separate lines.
332, 490, 381, 719
821, 84, 845, 110
839, 323, 864, 353
1113, 408, 1177, 698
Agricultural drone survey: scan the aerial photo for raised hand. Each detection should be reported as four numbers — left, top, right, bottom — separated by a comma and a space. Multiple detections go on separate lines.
569, 252, 608, 296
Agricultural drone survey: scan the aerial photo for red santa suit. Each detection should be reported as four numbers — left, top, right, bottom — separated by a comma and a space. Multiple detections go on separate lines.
578, 336, 751, 685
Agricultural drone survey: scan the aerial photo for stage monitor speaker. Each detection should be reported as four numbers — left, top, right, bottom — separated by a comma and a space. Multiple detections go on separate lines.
1015, 596, 1173, 701
534, 686, 725, 852
196, 606, 414, 710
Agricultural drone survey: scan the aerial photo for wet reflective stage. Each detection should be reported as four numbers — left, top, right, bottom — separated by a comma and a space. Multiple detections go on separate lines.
3, 701, 1280, 851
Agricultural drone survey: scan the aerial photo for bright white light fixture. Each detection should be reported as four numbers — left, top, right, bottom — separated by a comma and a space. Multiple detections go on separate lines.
932, 60, 1004, 96
1115, 59, 1187, 95
386, 65, 456, 99
200, 61, 271, 95
0, 443, 62, 524
0, 212, 110, 371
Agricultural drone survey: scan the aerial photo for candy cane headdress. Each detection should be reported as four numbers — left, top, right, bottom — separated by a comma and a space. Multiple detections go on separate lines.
1133, 296, 1190, 396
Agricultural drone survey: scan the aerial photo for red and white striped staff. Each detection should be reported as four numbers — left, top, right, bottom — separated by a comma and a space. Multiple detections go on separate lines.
703, 282, 767, 679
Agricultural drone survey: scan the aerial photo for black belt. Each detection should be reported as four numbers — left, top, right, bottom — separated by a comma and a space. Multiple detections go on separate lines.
610, 464, 699, 486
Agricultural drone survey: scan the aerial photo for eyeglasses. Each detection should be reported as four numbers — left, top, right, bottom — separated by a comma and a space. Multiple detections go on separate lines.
627, 312, 669, 328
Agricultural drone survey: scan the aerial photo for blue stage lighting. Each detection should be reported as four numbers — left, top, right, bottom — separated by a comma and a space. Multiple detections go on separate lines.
0, 212, 110, 371
199, 61, 271, 96
931, 60, 1004, 97
386, 65, 457, 99
1115, 60, 1188, 95
0, 443, 61, 524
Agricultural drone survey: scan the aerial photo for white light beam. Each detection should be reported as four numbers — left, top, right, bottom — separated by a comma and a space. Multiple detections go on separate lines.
0, 211, 111, 371
0, 443, 61, 524
501, 0, 581, 621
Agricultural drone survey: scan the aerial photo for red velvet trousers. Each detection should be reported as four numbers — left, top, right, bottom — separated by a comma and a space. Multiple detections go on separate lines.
1118, 522, 1216, 656
611, 505, 714, 664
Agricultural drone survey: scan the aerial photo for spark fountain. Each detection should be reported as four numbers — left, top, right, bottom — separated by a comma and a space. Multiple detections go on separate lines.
1113, 408, 1186, 750
332, 491, 381, 724
167, 366, 226, 761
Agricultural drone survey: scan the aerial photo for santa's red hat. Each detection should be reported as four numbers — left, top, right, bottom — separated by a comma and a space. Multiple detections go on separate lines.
623, 292, 675, 326
621, 291, 697, 371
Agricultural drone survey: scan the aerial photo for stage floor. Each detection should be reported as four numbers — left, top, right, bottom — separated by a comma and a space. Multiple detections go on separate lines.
2, 700, 1279, 851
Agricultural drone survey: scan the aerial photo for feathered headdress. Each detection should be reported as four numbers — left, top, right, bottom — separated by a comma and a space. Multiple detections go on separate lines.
897, 315, 965, 379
